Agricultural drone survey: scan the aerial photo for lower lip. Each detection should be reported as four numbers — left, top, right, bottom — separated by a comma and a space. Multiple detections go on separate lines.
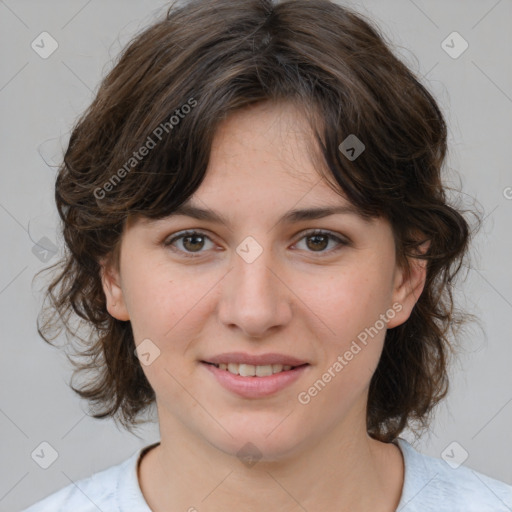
201, 362, 309, 398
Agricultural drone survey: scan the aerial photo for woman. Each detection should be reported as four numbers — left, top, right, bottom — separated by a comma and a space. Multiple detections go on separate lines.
25, 0, 512, 510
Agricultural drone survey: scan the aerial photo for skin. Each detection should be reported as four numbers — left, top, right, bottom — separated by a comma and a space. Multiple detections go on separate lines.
101, 101, 428, 512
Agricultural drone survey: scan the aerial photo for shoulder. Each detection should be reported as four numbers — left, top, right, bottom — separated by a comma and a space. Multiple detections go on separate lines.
395, 437, 512, 512
21, 448, 141, 512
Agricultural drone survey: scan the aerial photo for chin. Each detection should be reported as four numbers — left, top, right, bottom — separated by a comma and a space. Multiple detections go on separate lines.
203, 416, 309, 463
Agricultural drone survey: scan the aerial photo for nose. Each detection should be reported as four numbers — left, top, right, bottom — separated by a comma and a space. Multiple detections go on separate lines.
217, 242, 293, 339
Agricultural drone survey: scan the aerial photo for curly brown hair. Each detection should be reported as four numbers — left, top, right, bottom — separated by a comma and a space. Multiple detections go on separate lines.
36, 0, 477, 442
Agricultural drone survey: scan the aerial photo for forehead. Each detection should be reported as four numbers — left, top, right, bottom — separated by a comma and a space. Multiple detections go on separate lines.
210, 100, 319, 171
196, 101, 340, 203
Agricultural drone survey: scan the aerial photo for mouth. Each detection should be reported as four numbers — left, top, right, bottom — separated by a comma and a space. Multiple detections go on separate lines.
201, 361, 309, 377
200, 360, 310, 398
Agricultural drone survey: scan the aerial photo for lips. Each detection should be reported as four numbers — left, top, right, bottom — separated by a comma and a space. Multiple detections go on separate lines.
200, 352, 311, 398
202, 361, 310, 398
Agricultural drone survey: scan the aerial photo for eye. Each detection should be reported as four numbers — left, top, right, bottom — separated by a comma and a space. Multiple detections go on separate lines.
164, 230, 215, 258
292, 229, 349, 255
164, 229, 349, 258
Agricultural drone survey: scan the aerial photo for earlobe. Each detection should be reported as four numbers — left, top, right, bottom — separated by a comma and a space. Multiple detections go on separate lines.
100, 259, 130, 321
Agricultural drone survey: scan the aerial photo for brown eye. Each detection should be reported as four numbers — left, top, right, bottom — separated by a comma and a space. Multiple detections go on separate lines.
305, 233, 329, 251
165, 230, 214, 257
181, 234, 205, 252
294, 230, 349, 254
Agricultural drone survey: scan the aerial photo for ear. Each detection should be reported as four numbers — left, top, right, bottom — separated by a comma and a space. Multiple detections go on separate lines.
387, 240, 430, 329
99, 257, 130, 321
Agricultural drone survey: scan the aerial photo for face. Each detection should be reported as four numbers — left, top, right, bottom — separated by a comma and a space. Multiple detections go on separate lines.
101, 101, 426, 461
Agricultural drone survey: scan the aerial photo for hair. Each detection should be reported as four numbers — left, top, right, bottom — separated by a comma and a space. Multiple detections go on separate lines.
36, 0, 478, 443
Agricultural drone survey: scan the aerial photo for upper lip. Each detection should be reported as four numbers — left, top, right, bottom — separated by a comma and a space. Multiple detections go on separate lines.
202, 352, 309, 367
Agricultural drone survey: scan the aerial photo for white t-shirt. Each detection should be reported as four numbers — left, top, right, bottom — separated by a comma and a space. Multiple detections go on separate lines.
22, 437, 512, 511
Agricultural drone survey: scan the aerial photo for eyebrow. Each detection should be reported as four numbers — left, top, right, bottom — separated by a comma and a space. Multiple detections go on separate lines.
166, 201, 368, 226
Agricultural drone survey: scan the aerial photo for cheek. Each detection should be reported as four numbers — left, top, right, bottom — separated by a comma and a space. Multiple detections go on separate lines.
120, 257, 182, 340
298, 260, 394, 388
123, 263, 214, 396
303, 262, 394, 340
123, 257, 220, 352
297, 294, 388, 417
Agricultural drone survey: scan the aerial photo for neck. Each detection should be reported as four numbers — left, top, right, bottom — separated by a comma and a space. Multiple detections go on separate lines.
138, 412, 404, 512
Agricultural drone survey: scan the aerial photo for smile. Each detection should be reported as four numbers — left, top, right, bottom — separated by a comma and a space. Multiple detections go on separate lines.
201, 361, 310, 398
204, 362, 304, 377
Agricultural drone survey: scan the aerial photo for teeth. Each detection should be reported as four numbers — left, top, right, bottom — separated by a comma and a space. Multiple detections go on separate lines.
215, 362, 295, 377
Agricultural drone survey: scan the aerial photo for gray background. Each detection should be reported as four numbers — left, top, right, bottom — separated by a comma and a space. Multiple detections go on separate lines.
1, 0, 511, 510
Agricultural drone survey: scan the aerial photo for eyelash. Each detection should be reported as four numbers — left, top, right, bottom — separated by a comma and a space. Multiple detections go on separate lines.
164, 229, 349, 259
